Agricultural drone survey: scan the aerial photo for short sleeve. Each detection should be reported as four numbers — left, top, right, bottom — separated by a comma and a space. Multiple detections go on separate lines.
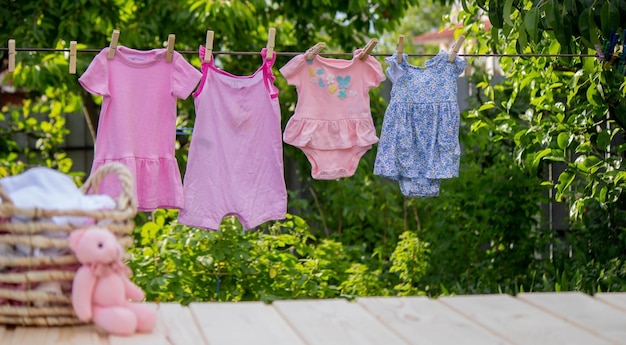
384, 53, 407, 84
452, 56, 467, 77
78, 49, 109, 96
363, 55, 386, 89
172, 52, 202, 99
279, 54, 307, 88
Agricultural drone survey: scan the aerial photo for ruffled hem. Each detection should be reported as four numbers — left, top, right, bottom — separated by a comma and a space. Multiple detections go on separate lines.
283, 117, 379, 149
91, 157, 184, 211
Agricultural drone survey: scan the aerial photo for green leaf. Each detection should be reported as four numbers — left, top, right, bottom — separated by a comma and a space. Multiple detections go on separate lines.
488, 0, 504, 29
586, 83, 600, 106
471, 120, 488, 132
576, 141, 592, 153
596, 131, 611, 149
524, 7, 540, 43
490, 25, 500, 51
559, 5, 573, 53
600, 2, 610, 37
461, 0, 471, 13
578, 7, 593, 47
517, 25, 528, 52
583, 155, 601, 168
557, 132, 570, 149
549, 83, 563, 89
600, 1, 620, 38
546, 0, 566, 47
503, 0, 514, 27
556, 171, 576, 199
532, 148, 553, 167
478, 102, 496, 111
519, 75, 535, 91
514, 129, 527, 145
555, 112, 565, 123
598, 186, 607, 202
548, 39, 561, 55
544, 155, 567, 163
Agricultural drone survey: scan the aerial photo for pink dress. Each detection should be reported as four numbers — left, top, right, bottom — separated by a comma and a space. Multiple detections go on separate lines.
280, 49, 385, 179
79, 46, 202, 211
178, 47, 287, 230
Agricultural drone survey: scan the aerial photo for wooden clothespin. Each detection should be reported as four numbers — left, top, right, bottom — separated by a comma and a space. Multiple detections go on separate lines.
266, 27, 276, 59
69, 41, 77, 74
165, 34, 175, 62
204, 30, 214, 63
107, 29, 120, 60
305, 42, 325, 60
359, 38, 378, 61
397, 35, 405, 63
448, 34, 465, 62
8, 39, 15, 73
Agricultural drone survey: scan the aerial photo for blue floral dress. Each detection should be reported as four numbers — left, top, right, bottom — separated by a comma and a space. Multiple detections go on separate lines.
374, 51, 466, 197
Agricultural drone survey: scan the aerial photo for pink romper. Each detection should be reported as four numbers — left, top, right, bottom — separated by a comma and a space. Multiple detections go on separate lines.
280, 49, 385, 179
79, 46, 202, 211
178, 47, 287, 230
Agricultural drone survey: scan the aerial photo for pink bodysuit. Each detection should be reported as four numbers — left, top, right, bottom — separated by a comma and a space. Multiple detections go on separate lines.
79, 46, 202, 211
280, 49, 385, 179
178, 47, 287, 230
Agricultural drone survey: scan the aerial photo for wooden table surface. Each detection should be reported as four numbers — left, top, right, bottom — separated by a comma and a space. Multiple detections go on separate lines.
1, 291, 625, 345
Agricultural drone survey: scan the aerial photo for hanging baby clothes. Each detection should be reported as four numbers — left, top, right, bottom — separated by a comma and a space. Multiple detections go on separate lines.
280, 49, 386, 180
178, 47, 287, 230
374, 51, 466, 197
79, 46, 202, 211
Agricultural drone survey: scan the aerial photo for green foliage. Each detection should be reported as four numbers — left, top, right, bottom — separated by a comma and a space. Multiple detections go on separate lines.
458, 0, 626, 220
389, 231, 429, 295
452, 0, 626, 293
466, 0, 626, 54
127, 210, 431, 303
0, 101, 73, 177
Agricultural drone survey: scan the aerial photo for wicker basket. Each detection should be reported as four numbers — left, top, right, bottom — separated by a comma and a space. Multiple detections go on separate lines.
0, 162, 137, 326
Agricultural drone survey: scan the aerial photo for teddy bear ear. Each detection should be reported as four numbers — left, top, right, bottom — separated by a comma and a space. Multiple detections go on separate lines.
68, 229, 86, 251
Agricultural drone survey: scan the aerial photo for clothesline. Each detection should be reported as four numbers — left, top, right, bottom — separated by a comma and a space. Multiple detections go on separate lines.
1, 45, 598, 137
0, 47, 598, 58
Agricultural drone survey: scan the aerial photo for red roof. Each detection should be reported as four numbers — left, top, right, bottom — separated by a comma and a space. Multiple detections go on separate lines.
412, 20, 491, 44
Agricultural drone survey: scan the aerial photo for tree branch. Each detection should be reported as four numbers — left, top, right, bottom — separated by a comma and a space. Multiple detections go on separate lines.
309, 187, 330, 237
79, 90, 99, 143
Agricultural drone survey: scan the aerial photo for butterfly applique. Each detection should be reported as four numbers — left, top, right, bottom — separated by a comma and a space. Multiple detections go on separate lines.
337, 75, 351, 89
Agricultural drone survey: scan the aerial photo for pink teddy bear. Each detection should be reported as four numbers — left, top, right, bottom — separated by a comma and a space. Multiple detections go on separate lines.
68, 226, 156, 335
